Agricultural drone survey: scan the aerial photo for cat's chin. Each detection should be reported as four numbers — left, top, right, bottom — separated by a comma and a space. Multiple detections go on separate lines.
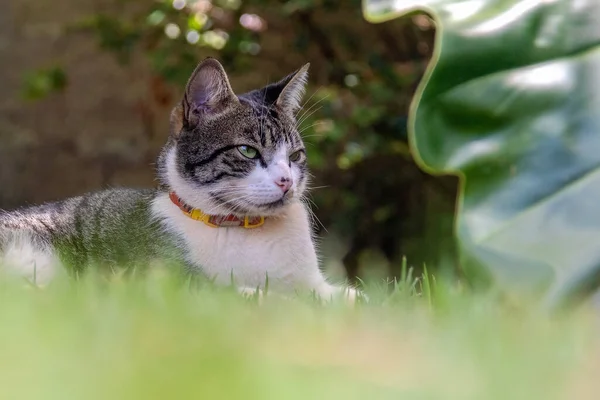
231, 198, 294, 218
203, 191, 293, 217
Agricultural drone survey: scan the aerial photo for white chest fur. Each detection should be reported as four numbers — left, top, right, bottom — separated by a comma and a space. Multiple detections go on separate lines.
151, 193, 324, 292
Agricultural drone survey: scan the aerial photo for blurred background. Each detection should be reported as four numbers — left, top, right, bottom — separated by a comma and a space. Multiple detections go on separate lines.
0, 0, 459, 283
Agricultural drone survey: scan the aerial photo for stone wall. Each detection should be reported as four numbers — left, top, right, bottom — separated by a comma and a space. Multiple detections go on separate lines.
0, 0, 431, 213
0, 0, 176, 209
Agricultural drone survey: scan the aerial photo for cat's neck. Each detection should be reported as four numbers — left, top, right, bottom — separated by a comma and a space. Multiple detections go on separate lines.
150, 190, 319, 291
168, 190, 266, 229
152, 191, 307, 231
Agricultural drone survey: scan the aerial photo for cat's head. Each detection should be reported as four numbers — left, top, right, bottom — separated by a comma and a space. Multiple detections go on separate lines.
159, 58, 310, 217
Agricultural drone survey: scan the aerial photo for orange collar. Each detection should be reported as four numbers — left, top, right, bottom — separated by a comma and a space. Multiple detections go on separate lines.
168, 191, 265, 229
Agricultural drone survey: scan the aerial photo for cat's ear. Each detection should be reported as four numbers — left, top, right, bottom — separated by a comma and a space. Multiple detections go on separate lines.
181, 58, 237, 124
170, 104, 185, 137
171, 58, 237, 136
264, 63, 309, 115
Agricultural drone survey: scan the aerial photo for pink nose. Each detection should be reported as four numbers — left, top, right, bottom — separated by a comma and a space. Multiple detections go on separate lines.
275, 177, 293, 193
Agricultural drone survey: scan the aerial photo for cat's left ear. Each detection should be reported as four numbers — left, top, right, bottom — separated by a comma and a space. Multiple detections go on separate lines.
266, 63, 310, 115
170, 58, 238, 137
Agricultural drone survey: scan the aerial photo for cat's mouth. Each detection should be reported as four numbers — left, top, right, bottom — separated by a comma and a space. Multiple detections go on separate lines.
209, 192, 291, 215
256, 199, 285, 209
244, 196, 291, 214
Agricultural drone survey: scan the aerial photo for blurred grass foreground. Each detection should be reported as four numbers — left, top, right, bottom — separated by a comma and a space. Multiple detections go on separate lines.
0, 269, 597, 400
3, 0, 600, 398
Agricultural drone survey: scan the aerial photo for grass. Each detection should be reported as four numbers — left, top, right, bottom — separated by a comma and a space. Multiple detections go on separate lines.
0, 266, 598, 400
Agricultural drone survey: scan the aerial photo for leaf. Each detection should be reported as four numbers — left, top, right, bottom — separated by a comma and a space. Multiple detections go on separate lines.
363, 0, 600, 307
22, 66, 67, 101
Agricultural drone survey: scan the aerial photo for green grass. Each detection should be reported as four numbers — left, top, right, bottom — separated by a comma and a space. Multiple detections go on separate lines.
0, 267, 597, 400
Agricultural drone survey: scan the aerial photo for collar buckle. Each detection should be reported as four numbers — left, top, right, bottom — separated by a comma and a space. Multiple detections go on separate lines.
244, 216, 265, 229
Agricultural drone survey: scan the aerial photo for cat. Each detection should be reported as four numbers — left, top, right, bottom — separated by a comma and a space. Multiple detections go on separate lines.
0, 58, 359, 302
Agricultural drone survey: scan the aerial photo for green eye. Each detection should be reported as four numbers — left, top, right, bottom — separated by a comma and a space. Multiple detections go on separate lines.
237, 145, 259, 159
289, 150, 304, 163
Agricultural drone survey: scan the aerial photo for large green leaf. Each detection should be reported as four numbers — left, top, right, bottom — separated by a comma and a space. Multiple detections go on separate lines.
363, 0, 600, 307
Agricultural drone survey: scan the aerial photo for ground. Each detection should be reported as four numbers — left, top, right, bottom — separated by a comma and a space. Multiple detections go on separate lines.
0, 267, 597, 400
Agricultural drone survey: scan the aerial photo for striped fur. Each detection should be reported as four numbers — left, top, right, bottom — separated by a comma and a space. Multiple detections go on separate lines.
157, 59, 310, 217
0, 58, 359, 301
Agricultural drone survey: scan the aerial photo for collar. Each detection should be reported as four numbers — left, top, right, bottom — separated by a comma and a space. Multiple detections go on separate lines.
168, 191, 265, 229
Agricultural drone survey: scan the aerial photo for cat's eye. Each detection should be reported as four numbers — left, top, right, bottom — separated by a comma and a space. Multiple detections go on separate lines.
289, 150, 305, 163
237, 145, 259, 159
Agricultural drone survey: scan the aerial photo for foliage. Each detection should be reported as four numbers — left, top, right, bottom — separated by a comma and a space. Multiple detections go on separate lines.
364, 0, 600, 306
0, 269, 593, 399
22, 66, 67, 101
66, 0, 456, 280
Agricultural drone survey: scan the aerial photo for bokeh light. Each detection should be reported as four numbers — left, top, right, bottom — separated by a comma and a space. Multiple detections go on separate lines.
186, 30, 201, 44
191, 0, 212, 13
344, 74, 359, 87
147, 10, 165, 25
239, 13, 266, 31
172, 0, 186, 11
203, 30, 228, 49
164, 23, 181, 39
239, 41, 261, 55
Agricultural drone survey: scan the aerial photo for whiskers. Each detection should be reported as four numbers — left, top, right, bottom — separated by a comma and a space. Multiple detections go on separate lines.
295, 89, 329, 134
205, 187, 283, 216
299, 181, 328, 233
300, 195, 327, 233
204, 187, 252, 216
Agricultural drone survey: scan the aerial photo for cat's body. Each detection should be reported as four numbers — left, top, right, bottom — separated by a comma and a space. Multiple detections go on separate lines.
0, 58, 356, 300
0, 188, 329, 294
0, 189, 174, 284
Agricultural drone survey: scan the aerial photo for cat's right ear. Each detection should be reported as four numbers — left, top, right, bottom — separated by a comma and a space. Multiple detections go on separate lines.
170, 104, 185, 137
171, 58, 238, 137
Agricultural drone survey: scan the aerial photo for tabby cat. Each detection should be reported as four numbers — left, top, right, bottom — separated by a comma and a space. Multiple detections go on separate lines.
0, 58, 358, 301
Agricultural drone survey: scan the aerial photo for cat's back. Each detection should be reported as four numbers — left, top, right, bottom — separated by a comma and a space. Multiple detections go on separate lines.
0, 188, 181, 282
0, 188, 157, 239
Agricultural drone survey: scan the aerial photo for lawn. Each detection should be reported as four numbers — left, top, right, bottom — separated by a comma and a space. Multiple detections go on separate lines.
0, 267, 597, 400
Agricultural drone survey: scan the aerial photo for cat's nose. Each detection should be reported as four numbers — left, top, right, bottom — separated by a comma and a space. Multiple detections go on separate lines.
275, 176, 293, 193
